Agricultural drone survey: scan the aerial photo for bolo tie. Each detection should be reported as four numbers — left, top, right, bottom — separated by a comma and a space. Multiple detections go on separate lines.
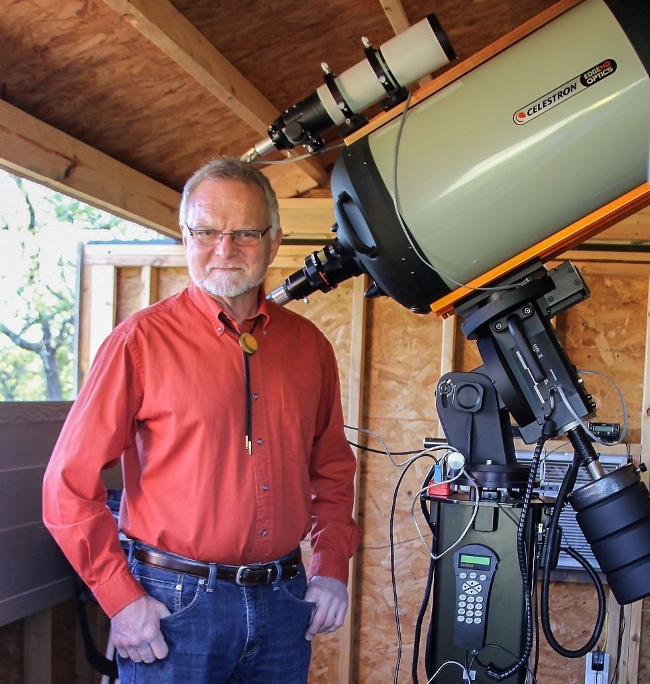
222, 316, 260, 454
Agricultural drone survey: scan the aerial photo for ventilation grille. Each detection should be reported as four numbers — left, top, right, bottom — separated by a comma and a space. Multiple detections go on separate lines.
516, 450, 629, 571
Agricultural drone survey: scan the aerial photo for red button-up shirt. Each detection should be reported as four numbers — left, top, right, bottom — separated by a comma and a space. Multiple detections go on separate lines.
43, 282, 361, 617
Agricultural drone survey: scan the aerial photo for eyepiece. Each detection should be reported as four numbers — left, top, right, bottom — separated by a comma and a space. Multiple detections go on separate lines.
266, 240, 361, 306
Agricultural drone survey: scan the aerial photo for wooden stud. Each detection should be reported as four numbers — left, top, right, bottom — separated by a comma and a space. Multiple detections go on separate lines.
24, 609, 52, 684
437, 316, 456, 438
339, 275, 368, 683
88, 265, 117, 366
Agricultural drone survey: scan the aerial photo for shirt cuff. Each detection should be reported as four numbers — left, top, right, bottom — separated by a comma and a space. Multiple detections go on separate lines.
91, 565, 147, 618
309, 550, 351, 585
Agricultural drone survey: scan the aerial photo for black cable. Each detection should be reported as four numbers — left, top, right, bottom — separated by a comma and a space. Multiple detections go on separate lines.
412, 545, 436, 684
539, 452, 606, 657
474, 644, 538, 684
484, 425, 549, 681
389, 456, 431, 684
412, 476, 438, 684
531, 536, 543, 681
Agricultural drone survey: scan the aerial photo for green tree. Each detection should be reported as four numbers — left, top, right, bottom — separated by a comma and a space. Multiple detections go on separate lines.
0, 170, 157, 401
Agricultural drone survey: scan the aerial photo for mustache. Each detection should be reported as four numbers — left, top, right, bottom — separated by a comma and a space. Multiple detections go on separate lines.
206, 263, 246, 272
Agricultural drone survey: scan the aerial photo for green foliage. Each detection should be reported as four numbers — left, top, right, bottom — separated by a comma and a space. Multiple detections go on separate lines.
0, 169, 156, 401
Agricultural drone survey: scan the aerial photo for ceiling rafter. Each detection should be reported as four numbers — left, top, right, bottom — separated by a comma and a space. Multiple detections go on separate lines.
99, 0, 328, 187
0, 100, 335, 242
378, 0, 411, 34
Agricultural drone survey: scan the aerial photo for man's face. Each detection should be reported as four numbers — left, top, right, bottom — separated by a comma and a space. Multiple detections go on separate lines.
182, 179, 282, 300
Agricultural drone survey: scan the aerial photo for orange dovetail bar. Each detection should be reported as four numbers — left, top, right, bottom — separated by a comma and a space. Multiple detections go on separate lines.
431, 181, 650, 318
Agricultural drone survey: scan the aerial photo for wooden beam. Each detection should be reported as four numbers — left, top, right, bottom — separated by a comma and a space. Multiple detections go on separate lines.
0, 100, 181, 237
552, 261, 650, 279
618, 275, 650, 684
340, 275, 368, 684
99, 0, 327, 187
378, 0, 411, 34
437, 316, 456, 437
600, 207, 650, 240
88, 265, 117, 365
0, 99, 331, 242
279, 198, 335, 241
262, 162, 320, 200
84, 243, 187, 268
140, 265, 160, 308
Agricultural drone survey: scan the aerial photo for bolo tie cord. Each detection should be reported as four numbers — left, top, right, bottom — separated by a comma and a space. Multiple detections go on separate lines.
222, 316, 260, 454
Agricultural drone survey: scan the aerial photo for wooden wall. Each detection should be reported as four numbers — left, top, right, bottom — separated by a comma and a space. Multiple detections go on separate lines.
71, 242, 650, 684
0, 402, 74, 628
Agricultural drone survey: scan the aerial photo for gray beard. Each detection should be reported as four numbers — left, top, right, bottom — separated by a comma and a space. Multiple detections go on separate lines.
194, 271, 265, 299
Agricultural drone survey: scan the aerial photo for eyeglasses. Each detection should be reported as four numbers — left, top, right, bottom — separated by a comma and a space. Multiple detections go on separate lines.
185, 225, 272, 247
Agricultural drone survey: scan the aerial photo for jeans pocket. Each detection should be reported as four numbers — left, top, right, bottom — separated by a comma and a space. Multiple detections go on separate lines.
278, 570, 314, 612
131, 560, 204, 622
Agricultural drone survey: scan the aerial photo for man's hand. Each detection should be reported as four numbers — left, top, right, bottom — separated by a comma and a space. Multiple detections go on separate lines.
304, 575, 348, 641
111, 595, 171, 663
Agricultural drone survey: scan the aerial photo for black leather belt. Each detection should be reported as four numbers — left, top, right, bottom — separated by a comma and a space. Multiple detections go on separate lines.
132, 545, 302, 586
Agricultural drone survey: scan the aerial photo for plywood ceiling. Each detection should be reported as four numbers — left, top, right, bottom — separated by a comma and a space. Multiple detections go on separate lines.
0, 0, 557, 201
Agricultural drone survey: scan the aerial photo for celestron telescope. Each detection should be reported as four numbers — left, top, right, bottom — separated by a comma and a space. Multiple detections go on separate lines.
253, 0, 650, 681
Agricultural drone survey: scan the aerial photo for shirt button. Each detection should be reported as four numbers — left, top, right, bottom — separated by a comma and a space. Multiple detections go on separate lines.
217, 326, 224, 333
253, 393, 258, 400
262, 484, 269, 491
257, 438, 263, 445
261, 529, 268, 537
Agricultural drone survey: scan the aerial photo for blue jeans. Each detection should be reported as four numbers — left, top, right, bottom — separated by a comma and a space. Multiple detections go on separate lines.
117, 557, 313, 684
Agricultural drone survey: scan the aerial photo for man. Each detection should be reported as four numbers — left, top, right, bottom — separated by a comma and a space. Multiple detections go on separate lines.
43, 157, 361, 684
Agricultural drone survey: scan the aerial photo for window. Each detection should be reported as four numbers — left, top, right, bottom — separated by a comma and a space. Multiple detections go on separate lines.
0, 169, 161, 401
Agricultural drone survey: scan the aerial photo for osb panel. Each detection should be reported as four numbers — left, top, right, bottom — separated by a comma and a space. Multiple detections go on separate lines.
536, 582, 610, 684
364, 297, 443, 422
0, 0, 257, 191
156, 267, 190, 300
116, 267, 146, 324
273, 267, 355, 426
355, 415, 443, 684
555, 272, 648, 444
1, 0, 557, 196
453, 272, 648, 443
357, 296, 443, 682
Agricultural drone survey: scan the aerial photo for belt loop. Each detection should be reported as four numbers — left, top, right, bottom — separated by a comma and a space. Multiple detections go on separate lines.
126, 538, 135, 564
272, 561, 283, 591
206, 562, 217, 593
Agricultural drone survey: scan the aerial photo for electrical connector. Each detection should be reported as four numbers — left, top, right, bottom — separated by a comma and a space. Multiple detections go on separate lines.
591, 650, 605, 671
585, 649, 609, 684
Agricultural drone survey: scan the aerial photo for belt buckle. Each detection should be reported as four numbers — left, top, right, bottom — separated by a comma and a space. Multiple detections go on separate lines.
235, 564, 273, 586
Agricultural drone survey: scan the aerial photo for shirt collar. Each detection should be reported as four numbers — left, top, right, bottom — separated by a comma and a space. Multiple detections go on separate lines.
187, 281, 272, 332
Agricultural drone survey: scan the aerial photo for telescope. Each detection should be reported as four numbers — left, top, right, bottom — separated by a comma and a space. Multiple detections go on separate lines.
259, 0, 650, 681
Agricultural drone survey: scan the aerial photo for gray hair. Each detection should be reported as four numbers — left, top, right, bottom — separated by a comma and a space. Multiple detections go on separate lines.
179, 157, 281, 238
